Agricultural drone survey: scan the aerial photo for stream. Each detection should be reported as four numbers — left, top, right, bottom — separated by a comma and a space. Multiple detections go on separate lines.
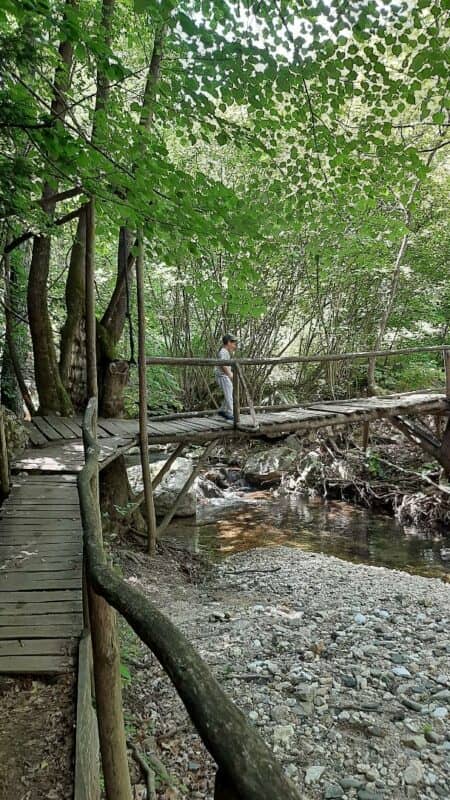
163, 491, 450, 579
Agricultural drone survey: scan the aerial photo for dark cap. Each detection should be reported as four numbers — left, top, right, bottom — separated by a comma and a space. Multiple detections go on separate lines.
223, 334, 237, 344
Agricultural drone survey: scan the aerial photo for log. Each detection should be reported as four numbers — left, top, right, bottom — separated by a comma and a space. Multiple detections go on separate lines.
79, 400, 302, 800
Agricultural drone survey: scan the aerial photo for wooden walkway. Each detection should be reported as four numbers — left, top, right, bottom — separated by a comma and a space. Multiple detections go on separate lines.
0, 474, 83, 673
22, 390, 450, 451
0, 388, 448, 674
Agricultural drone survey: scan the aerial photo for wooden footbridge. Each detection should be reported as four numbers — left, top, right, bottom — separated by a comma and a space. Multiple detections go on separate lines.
0, 344, 449, 798
1, 344, 450, 672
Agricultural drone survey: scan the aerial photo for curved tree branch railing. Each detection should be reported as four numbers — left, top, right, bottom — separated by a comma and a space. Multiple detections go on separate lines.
78, 397, 302, 800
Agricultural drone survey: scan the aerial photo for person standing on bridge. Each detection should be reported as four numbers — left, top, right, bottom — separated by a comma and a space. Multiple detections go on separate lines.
215, 334, 237, 421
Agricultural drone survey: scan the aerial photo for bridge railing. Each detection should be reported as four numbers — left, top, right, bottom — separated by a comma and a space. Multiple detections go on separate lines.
78, 397, 302, 800
146, 344, 450, 426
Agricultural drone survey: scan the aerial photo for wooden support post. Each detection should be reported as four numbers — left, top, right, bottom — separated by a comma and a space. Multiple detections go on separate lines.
444, 348, 450, 400
84, 196, 132, 800
152, 443, 185, 490
157, 440, 217, 537
0, 406, 10, 497
85, 199, 97, 402
136, 229, 157, 556
235, 362, 258, 429
232, 365, 240, 428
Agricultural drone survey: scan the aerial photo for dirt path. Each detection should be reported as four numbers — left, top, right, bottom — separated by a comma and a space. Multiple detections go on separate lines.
0, 674, 75, 800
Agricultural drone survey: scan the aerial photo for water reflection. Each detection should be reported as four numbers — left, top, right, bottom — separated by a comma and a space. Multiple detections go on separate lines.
163, 493, 450, 579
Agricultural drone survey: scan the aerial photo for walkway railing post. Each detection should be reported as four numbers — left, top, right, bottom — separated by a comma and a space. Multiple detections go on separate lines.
232, 364, 240, 428
136, 228, 157, 556
444, 348, 450, 401
0, 407, 9, 497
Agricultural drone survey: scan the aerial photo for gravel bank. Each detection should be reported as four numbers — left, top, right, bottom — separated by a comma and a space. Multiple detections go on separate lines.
121, 546, 450, 800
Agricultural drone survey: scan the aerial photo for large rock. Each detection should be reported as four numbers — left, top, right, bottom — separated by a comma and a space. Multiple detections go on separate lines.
127, 457, 197, 518
244, 446, 299, 486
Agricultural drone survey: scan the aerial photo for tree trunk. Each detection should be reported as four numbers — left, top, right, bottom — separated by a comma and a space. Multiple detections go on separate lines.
27, 0, 76, 415
60, 209, 87, 407
98, 23, 168, 415
1, 248, 34, 417
60, 0, 115, 410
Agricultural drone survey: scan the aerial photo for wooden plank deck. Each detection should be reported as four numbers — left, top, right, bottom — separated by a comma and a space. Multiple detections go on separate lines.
0, 475, 83, 674
21, 391, 449, 450
3, 387, 447, 675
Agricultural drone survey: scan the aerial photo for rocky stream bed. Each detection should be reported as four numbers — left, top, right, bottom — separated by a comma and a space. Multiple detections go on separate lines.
119, 542, 450, 800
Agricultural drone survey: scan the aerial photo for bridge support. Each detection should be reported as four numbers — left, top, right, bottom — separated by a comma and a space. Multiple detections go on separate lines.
390, 414, 450, 477
157, 439, 217, 537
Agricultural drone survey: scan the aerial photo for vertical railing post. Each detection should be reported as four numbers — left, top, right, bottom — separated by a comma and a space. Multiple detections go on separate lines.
0, 406, 10, 497
444, 348, 450, 400
136, 228, 158, 556
362, 354, 376, 452
232, 363, 240, 428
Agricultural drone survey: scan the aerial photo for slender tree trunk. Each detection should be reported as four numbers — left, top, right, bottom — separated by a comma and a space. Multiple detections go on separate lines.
84, 196, 132, 800
98, 23, 168, 415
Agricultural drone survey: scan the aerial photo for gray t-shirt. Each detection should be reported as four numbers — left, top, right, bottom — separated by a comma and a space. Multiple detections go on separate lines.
214, 347, 231, 378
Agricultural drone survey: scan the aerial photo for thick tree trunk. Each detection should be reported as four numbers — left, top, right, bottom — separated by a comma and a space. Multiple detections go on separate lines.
60, 210, 87, 406
1, 249, 34, 417
60, 0, 115, 410
27, 0, 76, 415
28, 233, 73, 414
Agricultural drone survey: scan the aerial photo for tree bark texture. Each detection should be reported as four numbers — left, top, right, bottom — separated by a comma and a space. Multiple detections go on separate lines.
27, 0, 76, 415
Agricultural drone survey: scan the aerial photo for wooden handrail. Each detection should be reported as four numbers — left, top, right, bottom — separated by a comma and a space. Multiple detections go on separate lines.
146, 343, 450, 368
78, 398, 302, 800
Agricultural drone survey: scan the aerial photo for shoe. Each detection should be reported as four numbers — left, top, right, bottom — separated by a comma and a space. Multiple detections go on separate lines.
218, 410, 234, 421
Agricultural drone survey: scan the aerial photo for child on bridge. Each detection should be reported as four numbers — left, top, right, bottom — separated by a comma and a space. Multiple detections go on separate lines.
214, 334, 237, 421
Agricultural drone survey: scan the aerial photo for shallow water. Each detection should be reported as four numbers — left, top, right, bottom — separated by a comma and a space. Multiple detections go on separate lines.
163, 492, 450, 578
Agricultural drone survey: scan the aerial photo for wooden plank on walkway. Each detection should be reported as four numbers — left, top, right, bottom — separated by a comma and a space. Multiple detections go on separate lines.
31, 417, 63, 442
23, 422, 47, 447
0, 590, 81, 604
0, 576, 81, 591
44, 416, 80, 439
0, 638, 77, 656
0, 653, 75, 673
0, 623, 80, 638
0, 601, 82, 616
0, 612, 82, 627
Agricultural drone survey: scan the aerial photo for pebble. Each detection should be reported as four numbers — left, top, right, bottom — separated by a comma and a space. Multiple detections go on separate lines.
305, 765, 326, 784
273, 724, 295, 745
432, 706, 448, 719
402, 734, 427, 751
324, 783, 344, 798
404, 759, 424, 786
392, 666, 411, 678
354, 613, 367, 625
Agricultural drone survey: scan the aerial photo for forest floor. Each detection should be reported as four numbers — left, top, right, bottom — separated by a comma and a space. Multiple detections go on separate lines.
118, 538, 450, 800
0, 674, 75, 800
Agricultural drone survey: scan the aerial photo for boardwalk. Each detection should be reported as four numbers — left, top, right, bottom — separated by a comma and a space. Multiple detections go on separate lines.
0, 388, 448, 674
22, 389, 450, 450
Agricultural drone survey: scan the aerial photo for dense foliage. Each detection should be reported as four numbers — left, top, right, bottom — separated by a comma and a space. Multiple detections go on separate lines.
0, 0, 449, 413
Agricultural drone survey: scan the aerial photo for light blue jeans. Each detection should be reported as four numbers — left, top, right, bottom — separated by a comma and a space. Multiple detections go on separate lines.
216, 374, 233, 415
